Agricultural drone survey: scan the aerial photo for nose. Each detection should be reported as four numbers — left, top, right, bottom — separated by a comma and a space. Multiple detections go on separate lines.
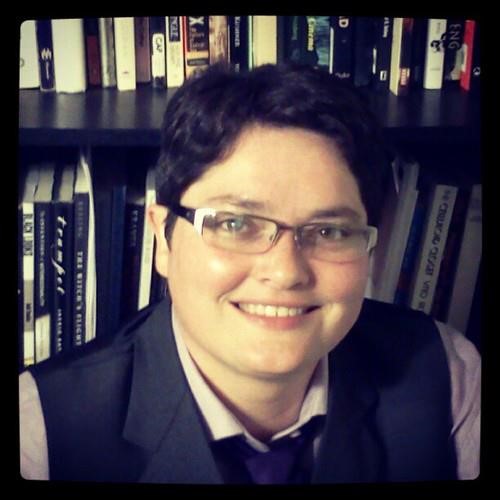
251, 230, 312, 290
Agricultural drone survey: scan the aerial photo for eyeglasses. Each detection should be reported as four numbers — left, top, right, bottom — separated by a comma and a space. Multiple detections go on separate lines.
167, 204, 377, 263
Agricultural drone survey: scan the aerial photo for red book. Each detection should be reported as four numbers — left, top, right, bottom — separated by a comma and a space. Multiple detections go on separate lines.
460, 20, 475, 91
84, 18, 102, 87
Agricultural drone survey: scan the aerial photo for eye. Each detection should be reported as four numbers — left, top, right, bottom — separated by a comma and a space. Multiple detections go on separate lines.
220, 216, 247, 233
317, 225, 350, 240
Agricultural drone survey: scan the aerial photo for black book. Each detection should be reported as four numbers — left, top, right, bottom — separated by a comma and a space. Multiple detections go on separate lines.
353, 17, 376, 88
35, 19, 55, 92
228, 16, 249, 71
410, 17, 428, 88
330, 16, 354, 81
150, 16, 166, 88
51, 163, 75, 356
373, 16, 392, 91
34, 162, 55, 362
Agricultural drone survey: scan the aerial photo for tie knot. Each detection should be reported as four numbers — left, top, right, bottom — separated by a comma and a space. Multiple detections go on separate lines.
214, 417, 323, 484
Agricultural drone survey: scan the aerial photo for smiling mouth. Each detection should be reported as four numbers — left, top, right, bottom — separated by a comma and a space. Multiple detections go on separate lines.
234, 303, 319, 318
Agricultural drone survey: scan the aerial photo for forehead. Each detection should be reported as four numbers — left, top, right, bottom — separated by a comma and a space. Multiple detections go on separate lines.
181, 125, 366, 221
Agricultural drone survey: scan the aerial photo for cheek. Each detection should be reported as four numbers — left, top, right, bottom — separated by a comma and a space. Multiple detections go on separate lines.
316, 257, 370, 301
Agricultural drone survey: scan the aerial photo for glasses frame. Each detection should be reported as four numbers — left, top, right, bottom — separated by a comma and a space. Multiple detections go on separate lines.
167, 204, 378, 257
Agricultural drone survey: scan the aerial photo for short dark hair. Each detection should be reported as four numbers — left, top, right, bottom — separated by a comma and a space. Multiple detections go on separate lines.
156, 63, 391, 239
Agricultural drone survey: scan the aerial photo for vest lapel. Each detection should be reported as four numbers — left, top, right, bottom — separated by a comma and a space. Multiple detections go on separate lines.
312, 331, 384, 484
122, 299, 223, 483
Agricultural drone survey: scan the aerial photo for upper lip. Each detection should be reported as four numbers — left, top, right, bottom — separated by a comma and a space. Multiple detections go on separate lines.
232, 301, 320, 309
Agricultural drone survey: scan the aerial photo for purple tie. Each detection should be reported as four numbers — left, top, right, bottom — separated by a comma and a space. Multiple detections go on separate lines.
214, 417, 321, 484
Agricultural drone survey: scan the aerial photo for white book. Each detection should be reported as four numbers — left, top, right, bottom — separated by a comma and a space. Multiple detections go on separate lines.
372, 158, 420, 303
21, 165, 40, 367
51, 18, 87, 93
137, 166, 157, 310
166, 16, 185, 88
409, 183, 458, 314
423, 19, 447, 89
447, 184, 482, 333
19, 20, 40, 89
113, 17, 136, 91
77, 150, 97, 343
252, 16, 277, 66
98, 17, 117, 88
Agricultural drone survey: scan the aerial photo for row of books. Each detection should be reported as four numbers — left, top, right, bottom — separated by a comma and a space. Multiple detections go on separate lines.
367, 156, 482, 336
19, 16, 480, 95
18, 148, 163, 369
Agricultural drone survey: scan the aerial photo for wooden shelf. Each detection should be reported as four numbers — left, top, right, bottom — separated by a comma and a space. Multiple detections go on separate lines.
18, 85, 480, 147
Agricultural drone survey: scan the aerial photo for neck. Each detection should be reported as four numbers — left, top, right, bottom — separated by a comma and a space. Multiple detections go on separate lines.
194, 355, 318, 442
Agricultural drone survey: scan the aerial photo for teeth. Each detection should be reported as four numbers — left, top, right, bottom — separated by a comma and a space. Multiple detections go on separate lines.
238, 303, 306, 317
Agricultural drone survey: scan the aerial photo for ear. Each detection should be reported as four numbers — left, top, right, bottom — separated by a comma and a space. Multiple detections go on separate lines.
147, 203, 170, 278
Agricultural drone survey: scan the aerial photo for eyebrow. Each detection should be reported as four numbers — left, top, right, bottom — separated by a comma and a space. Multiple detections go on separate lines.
202, 195, 364, 222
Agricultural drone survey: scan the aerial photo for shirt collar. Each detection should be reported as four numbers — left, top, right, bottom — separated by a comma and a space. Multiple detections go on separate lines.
171, 307, 329, 452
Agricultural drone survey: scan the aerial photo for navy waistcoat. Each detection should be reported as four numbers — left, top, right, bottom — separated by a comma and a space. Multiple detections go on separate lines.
29, 298, 457, 483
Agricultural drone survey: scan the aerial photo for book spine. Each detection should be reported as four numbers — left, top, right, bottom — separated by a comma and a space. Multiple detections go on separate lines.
409, 184, 458, 314
443, 19, 465, 87
410, 17, 427, 88
20, 20, 40, 89
446, 184, 482, 332
423, 19, 447, 89
73, 191, 89, 348
35, 19, 55, 92
460, 20, 476, 91
252, 16, 278, 66
98, 18, 117, 88
390, 18, 414, 96
134, 17, 151, 83
34, 199, 52, 362
330, 16, 353, 80
137, 168, 156, 310
84, 18, 102, 87
353, 17, 376, 87
166, 16, 185, 87
306, 16, 331, 70
373, 16, 392, 91
22, 199, 36, 366
51, 18, 87, 93
184, 16, 210, 79
150, 16, 167, 88
113, 17, 136, 91
209, 16, 229, 64
52, 200, 74, 355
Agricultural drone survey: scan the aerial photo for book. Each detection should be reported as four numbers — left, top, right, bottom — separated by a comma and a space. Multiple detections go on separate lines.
137, 166, 156, 310
166, 16, 185, 87
113, 17, 136, 91
51, 163, 75, 355
330, 16, 354, 80
78, 150, 97, 343
372, 16, 393, 91
21, 165, 39, 367
51, 18, 87, 93
443, 18, 465, 88
304, 16, 331, 70
19, 20, 40, 89
228, 16, 249, 72
134, 17, 151, 84
84, 17, 102, 87
120, 182, 145, 323
389, 17, 414, 96
150, 16, 167, 89
35, 19, 55, 92
460, 20, 477, 91
98, 17, 117, 88
34, 162, 55, 362
446, 184, 482, 333
184, 16, 210, 79
209, 16, 229, 64
252, 16, 278, 66
423, 19, 447, 89
353, 17, 376, 87
408, 183, 458, 314
410, 17, 428, 88
373, 157, 420, 303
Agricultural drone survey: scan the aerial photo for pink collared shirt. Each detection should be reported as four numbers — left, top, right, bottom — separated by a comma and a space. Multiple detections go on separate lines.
19, 317, 481, 481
